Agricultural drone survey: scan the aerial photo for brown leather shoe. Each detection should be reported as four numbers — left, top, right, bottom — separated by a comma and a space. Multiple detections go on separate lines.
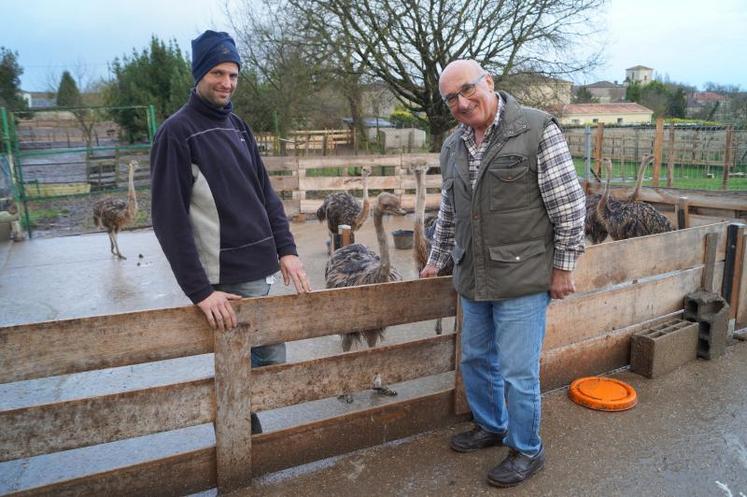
449, 425, 505, 453
487, 447, 545, 487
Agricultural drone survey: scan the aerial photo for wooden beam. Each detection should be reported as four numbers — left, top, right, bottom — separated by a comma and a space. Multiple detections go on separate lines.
238, 277, 456, 347
268, 175, 299, 192
736, 234, 747, 328
546, 265, 709, 350
0, 307, 213, 384
250, 389, 468, 477
702, 233, 720, 292
676, 196, 691, 229
574, 223, 728, 293
540, 313, 681, 391
251, 334, 455, 411
653, 117, 664, 187
213, 326, 254, 493
7, 448, 215, 497
0, 379, 213, 462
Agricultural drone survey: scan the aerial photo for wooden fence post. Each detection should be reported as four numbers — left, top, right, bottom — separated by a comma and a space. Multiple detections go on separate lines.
722, 126, 734, 191
676, 196, 690, 230
214, 324, 254, 493
652, 117, 664, 187
593, 122, 604, 178
667, 124, 675, 187
453, 299, 470, 415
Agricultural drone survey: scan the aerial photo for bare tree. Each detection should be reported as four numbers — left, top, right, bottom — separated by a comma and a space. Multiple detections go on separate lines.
286, 0, 605, 150
229, 0, 381, 149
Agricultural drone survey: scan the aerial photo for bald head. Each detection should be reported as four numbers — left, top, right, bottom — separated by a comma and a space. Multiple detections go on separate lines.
439, 60, 485, 93
439, 59, 497, 134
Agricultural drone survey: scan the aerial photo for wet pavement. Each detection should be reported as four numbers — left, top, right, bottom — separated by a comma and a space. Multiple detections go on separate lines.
1, 217, 746, 496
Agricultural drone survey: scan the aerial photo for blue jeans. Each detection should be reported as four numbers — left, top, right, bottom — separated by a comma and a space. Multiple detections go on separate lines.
213, 278, 287, 367
459, 291, 550, 456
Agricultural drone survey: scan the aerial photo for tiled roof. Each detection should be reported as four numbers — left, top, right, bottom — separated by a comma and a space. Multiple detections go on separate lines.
562, 103, 653, 114
626, 65, 654, 71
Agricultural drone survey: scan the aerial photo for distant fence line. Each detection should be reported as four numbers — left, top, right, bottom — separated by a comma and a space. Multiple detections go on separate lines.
562, 121, 747, 172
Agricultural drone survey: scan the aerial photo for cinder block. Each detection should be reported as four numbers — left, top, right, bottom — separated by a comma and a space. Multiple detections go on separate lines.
683, 290, 730, 360
631, 318, 699, 378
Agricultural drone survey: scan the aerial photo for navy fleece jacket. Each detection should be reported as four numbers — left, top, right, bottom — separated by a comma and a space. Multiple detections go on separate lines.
150, 91, 297, 304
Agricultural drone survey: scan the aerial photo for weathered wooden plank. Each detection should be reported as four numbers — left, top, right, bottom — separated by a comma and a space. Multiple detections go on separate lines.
737, 234, 747, 328
300, 175, 403, 191
702, 233, 720, 292
0, 307, 213, 384
297, 153, 439, 170
0, 379, 213, 462
261, 156, 298, 172
251, 389, 468, 477
213, 326, 254, 493
586, 184, 747, 212
7, 448, 215, 497
538, 314, 685, 391
300, 193, 440, 214
240, 277, 456, 347
574, 222, 728, 292
268, 175, 299, 191
252, 334, 455, 411
546, 265, 712, 350
727, 226, 745, 319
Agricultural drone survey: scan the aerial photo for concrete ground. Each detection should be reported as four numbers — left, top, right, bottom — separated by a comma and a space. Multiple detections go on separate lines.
1, 216, 746, 497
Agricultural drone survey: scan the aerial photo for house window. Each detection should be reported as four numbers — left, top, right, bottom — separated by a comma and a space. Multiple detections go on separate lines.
617, 118, 623, 124
572, 119, 580, 124
592, 118, 599, 124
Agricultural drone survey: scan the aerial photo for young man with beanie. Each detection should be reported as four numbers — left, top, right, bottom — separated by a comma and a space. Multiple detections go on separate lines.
420, 60, 585, 487
150, 30, 312, 431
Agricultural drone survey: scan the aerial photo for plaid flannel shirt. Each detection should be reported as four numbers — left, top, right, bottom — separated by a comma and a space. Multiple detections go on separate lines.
427, 95, 586, 272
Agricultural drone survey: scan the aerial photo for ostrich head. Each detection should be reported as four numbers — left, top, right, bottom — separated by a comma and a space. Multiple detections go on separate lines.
374, 192, 407, 216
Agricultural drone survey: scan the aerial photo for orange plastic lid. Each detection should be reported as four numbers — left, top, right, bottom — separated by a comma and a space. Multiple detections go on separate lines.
568, 377, 638, 411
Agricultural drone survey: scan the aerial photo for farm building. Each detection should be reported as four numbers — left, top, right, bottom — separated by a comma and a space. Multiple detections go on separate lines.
558, 102, 654, 125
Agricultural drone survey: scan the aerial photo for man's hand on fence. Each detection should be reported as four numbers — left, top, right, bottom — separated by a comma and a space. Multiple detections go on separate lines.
280, 255, 312, 293
197, 291, 241, 331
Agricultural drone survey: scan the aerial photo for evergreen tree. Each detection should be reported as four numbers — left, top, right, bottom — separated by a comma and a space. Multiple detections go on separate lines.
0, 47, 27, 111
103, 36, 192, 142
56, 71, 81, 107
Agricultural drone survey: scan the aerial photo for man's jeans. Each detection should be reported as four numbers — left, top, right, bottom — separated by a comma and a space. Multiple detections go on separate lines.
213, 278, 286, 367
459, 291, 550, 456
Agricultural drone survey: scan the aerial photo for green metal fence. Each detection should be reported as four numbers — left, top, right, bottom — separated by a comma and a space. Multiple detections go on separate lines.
0, 104, 157, 238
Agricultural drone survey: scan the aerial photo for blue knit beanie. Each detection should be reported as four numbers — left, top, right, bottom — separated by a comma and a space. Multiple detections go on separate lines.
191, 30, 241, 83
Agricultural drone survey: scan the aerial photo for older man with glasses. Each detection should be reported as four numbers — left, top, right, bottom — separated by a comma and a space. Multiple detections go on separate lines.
420, 59, 585, 487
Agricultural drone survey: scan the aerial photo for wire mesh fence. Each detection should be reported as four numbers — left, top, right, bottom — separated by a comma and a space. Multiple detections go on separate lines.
563, 122, 747, 191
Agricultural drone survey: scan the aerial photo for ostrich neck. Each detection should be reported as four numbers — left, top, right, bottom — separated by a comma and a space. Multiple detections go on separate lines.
127, 166, 138, 216
373, 208, 390, 276
413, 171, 428, 266
630, 158, 648, 201
353, 174, 370, 229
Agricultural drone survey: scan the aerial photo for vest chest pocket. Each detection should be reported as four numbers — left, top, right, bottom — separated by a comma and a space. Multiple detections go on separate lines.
486, 155, 531, 211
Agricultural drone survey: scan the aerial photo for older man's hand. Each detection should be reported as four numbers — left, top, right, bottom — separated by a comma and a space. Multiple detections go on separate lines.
550, 268, 576, 299
420, 264, 439, 279
280, 254, 312, 293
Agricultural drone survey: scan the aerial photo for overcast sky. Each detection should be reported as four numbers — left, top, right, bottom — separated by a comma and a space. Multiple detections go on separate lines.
3, 0, 747, 93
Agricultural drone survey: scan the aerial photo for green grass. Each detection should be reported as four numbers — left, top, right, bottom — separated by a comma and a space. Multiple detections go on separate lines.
573, 158, 747, 191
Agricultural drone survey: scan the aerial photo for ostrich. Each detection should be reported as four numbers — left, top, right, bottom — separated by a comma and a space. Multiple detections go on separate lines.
316, 166, 371, 254
93, 160, 139, 259
413, 164, 453, 334
594, 156, 673, 241
325, 192, 407, 351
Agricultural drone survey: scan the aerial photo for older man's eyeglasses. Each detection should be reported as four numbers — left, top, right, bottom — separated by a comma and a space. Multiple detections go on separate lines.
442, 74, 487, 107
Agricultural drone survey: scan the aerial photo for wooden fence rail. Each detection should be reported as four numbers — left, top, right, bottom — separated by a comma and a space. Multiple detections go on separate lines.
1, 221, 744, 496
